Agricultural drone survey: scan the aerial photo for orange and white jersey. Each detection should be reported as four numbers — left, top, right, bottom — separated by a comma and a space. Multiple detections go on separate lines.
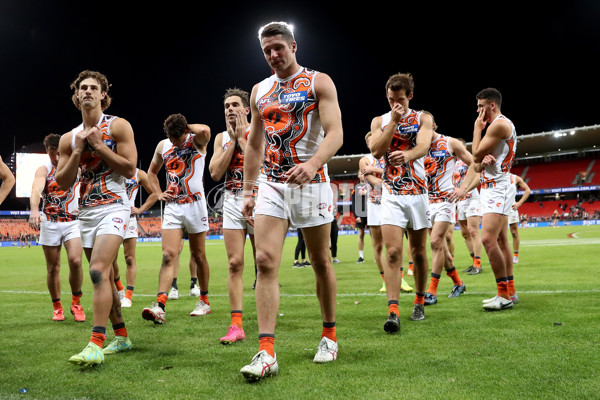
222, 128, 250, 194
124, 168, 139, 208
365, 154, 384, 204
381, 109, 427, 195
453, 159, 479, 200
255, 67, 328, 184
480, 115, 516, 188
72, 114, 127, 209
161, 133, 205, 204
424, 134, 455, 202
41, 159, 79, 222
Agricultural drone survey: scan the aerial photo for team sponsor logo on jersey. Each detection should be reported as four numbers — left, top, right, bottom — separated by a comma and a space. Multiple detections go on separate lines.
399, 124, 419, 134
430, 150, 448, 158
281, 91, 307, 104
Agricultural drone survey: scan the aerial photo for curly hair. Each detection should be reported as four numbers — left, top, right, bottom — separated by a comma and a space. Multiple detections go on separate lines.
223, 87, 250, 108
43, 133, 61, 150
70, 70, 112, 111
163, 114, 188, 139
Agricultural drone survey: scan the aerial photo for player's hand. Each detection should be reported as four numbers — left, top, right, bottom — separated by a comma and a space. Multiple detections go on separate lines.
241, 196, 255, 227
234, 112, 249, 139
448, 187, 466, 203
28, 212, 40, 229
131, 206, 142, 215
390, 103, 405, 124
73, 129, 88, 152
482, 154, 496, 166
285, 163, 317, 187
158, 190, 175, 202
388, 150, 408, 165
474, 108, 487, 131
83, 126, 103, 150
512, 203, 520, 211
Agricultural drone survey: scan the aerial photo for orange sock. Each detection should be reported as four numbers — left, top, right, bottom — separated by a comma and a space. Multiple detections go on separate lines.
52, 298, 62, 310
380, 271, 385, 281
113, 322, 128, 337
231, 311, 243, 328
114, 277, 124, 291
507, 276, 515, 297
157, 293, 168, 308
258, 334, 275, 357
322, 322, 336, 342
71, 291, 82, 306
125, 287, 133, 301
409, 262, 414, 272
496, 278, 509, 299
427, 273, 440, 295
400, 268, 405, 279
414, 292, 425, 305
388, 300, 399, 316
90, 330, 106, 347
474, 257, 481, 268
446, 267, 462, 286
200, 293, 209, 305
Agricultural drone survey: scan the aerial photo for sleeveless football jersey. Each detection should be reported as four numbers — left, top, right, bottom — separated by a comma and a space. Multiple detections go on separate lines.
425, 134, 455, 202
41, 159, 79, 222
453, 159, 479, 200
380, 109, 427, 195
161, 133, 205, 204
125, 168, 139, 208
365, 154, 384, 204
255, 67, 329, 183
72, 114, 127, 209
222, 128, 250, 193
480, 115, 516, 188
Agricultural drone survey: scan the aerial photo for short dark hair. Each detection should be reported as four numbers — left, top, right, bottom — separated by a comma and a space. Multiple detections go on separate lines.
258, 21, 295, 44
70, 70, 112, 111
385, 72, 414, 96
43, 133, 61, 150
163, 114, 188, 139
224, 88, 250, 108
476, 88, 502, 108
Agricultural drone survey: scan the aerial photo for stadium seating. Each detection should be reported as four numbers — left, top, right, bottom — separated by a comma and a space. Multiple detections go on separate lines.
517, 158, 596, 189
0, 219, 38, 241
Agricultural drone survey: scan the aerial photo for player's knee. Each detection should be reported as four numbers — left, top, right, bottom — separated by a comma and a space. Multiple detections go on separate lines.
228, 257, 244, 273
161, 250, 177, 266
386, 247, 403, 264
123, 254, 133, 266
67, 255, 82, 268
89, 268, 103, 285
430, 236, 445, 251
373, 242, 384, 254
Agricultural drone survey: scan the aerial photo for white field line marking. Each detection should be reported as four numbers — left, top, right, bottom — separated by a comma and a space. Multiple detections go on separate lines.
521, 238, 600, 247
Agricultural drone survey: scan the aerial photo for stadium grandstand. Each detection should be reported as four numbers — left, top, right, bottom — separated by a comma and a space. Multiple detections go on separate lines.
1, 125, 599, 246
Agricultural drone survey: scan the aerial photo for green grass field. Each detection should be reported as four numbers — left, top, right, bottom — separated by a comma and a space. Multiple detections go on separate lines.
1, 225, 599, 399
